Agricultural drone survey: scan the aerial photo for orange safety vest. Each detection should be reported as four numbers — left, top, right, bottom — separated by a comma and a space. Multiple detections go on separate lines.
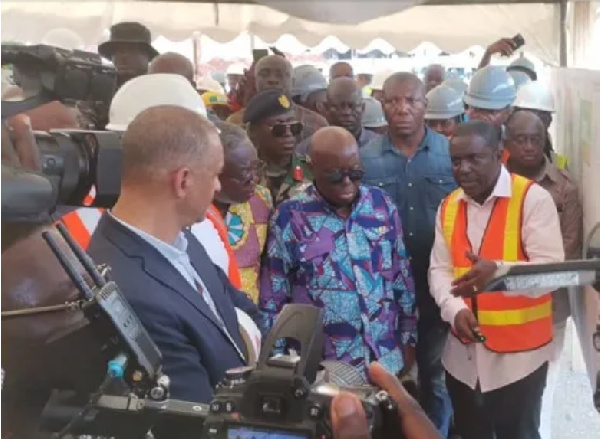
440, 173, 552, 353
61, 194, 242, 289
205, 205, 242, 289
60, 192, 104, 250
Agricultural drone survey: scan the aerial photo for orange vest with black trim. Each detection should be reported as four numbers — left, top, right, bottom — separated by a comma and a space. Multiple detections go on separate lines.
440, 173, 553, 353
62, 193, 243, 289
60, 191, 104, 250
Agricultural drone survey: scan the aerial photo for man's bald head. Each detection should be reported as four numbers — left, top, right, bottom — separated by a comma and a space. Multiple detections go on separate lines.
308, 126, 361, 208
149, 52, 195, 83
506, 109, 545, 137
122, 105, 218, 182
505, 110, 547, 172
424, 64, 446, 92
329, 62, 354, 81
323, 77, 364, 136
327, 77, 360, 99
255, 55, 293, 94
382, 73, 427, 138
309, 126, 358, 161
383, 72, 425, 99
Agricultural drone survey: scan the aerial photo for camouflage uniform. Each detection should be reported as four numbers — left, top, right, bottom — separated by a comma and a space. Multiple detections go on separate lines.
259, 154, 312, 206
70, 101, 110, 130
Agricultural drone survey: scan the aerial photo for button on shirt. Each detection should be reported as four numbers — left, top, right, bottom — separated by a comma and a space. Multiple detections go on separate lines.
428, 167, 565, 392
109, 212, 223, 324
361, 128, 456, 320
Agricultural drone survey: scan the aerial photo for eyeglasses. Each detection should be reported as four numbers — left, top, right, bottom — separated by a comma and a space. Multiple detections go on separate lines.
325, 169, 364, 184
271, 122, 304, 137
228, 160, 265, 184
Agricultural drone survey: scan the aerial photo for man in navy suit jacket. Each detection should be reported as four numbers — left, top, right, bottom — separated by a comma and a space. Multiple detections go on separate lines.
88, 105, 258, 407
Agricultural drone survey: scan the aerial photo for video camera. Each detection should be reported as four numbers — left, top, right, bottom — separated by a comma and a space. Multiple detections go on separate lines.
22, 223, 395, 439
1, 44, 121, 222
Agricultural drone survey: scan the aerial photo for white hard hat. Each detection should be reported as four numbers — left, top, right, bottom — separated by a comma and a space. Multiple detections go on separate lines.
196, 76, 225, 94
106, 74, 208, 131
362, 97, 387, 128
291, 65, 327, 101
442, 77, 468, 95
425, 85, 464, 120
513, 81, 555, 113
371, 70, 394, 91
464, 65, 516, 110
509, 70, 532, 91
507, 54, 537, 80
226, 63, 247, 76
41, 28, 84, 50
236, 308, 261, 364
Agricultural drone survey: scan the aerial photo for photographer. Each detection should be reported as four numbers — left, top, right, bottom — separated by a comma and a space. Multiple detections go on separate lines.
2, 121, 115, 439
331, 363, 441, 439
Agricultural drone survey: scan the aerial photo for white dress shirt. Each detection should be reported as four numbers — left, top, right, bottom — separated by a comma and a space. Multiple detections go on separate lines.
428, 166, 565, 392
109, 212, 223, 322
190, 217, 229, 274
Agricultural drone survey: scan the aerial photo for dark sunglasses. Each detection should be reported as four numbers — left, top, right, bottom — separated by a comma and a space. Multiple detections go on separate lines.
325, 169, 364, 184
271, 122, 304, 137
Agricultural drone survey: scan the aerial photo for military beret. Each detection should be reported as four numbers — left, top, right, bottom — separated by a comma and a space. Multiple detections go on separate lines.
243, 89, 293, 124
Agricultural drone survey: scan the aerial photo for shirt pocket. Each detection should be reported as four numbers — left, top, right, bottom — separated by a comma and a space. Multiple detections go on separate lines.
364, 176, 397, 200
421, 174, 456, 209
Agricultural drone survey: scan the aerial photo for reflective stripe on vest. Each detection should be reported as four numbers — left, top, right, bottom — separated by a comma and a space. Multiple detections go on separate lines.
205, 206, 242, 290
555, 154, 568, 171
60, 191, 104, 250
440, 174, 553, 353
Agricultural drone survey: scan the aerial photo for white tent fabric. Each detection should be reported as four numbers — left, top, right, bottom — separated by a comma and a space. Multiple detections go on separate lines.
1, 1, 561, 64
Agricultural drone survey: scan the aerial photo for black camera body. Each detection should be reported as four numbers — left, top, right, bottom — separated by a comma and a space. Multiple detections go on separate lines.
1, 43, 121, 222
1, 44, 115, 118
202, 305, 392, 439
204, 363, 386, 439
38, 301, 396, 439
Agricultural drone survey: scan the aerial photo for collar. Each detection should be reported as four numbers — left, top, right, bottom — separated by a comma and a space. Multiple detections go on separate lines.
108, 211, 189, 258
456, 165, 512, 204
382, 126, 431, 153
534, 156, 562, 184
307, 184, 367, 216
357, 128, 374, 145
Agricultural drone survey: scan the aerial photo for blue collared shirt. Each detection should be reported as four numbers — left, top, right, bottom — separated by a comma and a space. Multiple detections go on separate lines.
109, 212, 223, 322
360, 128, 457, 317
296, 128, 380, 155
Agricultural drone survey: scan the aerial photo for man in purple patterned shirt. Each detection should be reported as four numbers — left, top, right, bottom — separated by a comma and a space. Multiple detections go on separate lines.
259, 126, 417, 377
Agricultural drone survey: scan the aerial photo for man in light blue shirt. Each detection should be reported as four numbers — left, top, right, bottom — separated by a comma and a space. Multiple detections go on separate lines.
361, 72, 456, 436
88, 106, 258, 439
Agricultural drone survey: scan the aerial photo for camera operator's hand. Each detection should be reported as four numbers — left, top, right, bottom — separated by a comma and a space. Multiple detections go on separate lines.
23, 100, 79, 131
331, 362, 442, 439
1, 115, 40, 171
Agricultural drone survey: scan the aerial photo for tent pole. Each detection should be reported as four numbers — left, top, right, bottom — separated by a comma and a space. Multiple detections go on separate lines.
560, 0, 568, 66
193, 32, 201, 82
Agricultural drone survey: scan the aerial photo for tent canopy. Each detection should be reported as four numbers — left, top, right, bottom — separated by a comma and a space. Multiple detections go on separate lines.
1, 1, 562, 64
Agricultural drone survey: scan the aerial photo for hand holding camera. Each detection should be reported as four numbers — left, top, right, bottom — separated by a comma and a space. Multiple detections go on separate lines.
331, 363, 441, 439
